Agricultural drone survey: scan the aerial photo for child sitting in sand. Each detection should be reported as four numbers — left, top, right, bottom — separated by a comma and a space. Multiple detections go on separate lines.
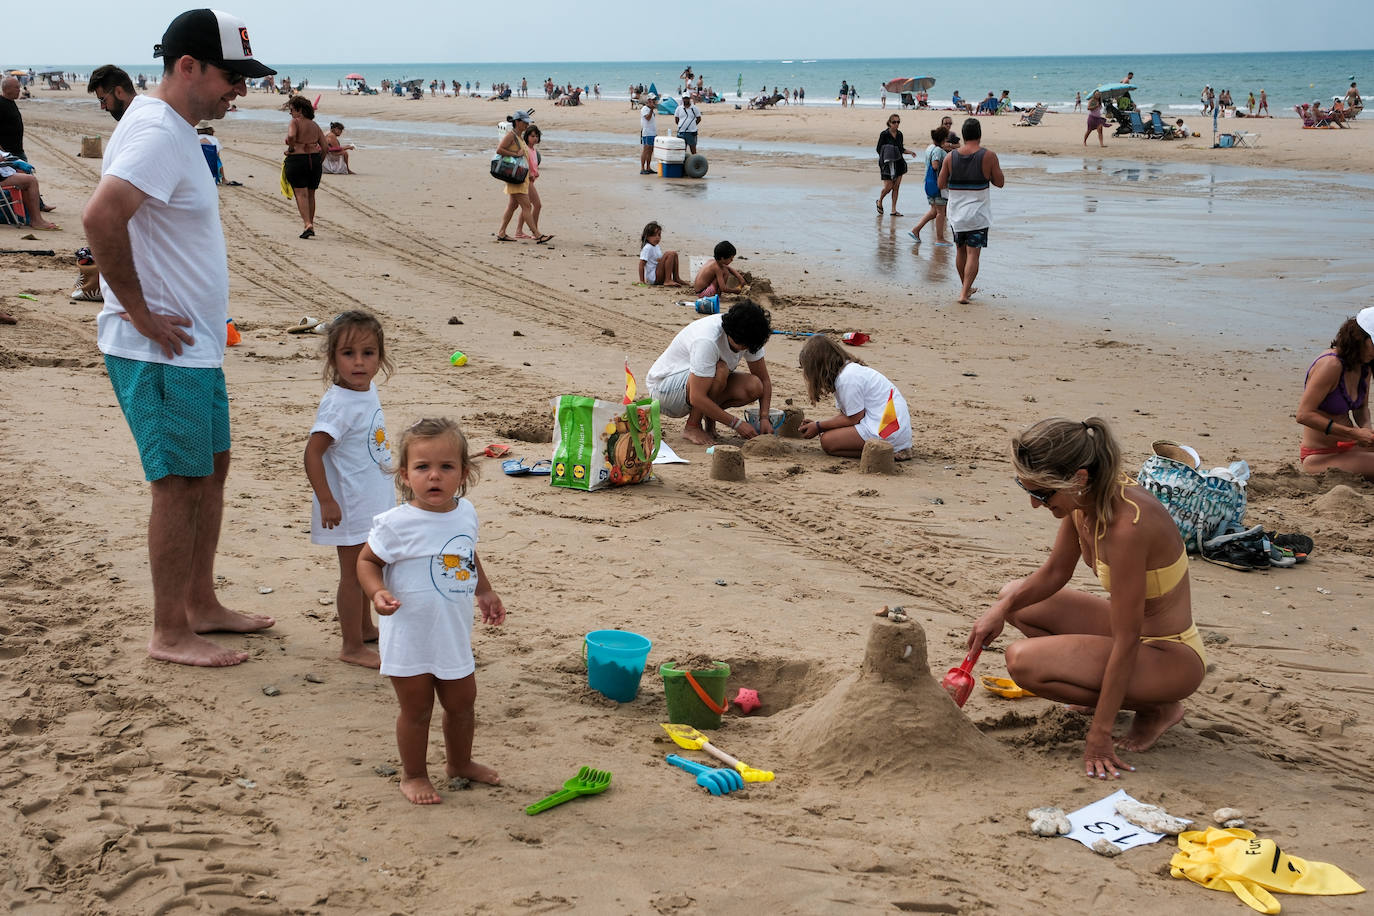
797, 334, 912, 459
304, 311, 397, 668
638, 221, 684, 286
692, 239, 746, 296
358, 418, 506, 805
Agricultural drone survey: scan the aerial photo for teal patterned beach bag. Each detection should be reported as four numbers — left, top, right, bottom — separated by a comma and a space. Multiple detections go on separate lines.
1137, 455, 1246, 552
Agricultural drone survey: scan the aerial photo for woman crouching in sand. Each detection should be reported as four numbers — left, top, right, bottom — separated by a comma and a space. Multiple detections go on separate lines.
967, 417, 1205, 779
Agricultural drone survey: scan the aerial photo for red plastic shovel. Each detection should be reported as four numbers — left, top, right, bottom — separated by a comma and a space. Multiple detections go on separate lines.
940, 645, 983, 708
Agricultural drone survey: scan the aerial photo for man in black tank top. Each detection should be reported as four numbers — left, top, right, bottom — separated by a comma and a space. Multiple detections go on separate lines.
938, 118, 1005, 304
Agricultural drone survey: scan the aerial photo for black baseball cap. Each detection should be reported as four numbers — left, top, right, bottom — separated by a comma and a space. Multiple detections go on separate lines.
154, 9, 276, 78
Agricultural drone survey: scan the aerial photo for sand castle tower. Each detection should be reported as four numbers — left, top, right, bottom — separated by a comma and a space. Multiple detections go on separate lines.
781, 619, 999, 781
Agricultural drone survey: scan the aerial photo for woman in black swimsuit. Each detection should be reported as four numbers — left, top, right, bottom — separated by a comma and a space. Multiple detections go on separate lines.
284, 96, 326, 239
875, 115, 913, 217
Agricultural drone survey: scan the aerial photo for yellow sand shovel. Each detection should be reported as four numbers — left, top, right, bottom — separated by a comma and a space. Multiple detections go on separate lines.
660, 724, 775, 783
980, 675, 1036, 699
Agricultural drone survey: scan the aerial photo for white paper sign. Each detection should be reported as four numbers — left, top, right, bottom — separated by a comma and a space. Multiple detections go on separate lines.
652, 441, 688, 465
1064, 789, 1169, 853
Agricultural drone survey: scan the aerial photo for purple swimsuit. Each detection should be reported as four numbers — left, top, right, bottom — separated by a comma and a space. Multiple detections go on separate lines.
1307, 352, 1370, 415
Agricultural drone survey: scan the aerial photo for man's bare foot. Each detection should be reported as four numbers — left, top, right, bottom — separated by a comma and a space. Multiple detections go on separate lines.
0, 310, 16, 325
339, 646, 381, 668
189, 604, 275, 634
957, 286, 978, 304
447, 760, 500, 785
682, 425, 715, 446
665, 279, 683, 287
1118, 702, 1185, 752
399, 775, 442, 804
148, 633, 249, 667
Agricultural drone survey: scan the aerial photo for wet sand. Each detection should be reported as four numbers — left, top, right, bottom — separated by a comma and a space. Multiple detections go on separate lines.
2, 88, 1371, 913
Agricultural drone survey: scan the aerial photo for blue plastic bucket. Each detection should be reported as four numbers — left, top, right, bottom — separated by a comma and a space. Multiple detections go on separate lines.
583, 630, 652, 702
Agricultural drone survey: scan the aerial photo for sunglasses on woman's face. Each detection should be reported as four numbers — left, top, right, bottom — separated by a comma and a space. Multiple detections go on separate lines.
1013, 477, 1057, 504
889, 119, 899, 125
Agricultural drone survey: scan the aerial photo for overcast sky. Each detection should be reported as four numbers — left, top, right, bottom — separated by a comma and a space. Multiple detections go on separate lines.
15, 1, 1374, 65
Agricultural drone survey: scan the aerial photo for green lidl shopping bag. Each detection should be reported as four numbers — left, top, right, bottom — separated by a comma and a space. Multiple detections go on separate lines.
550, 396, 661, 491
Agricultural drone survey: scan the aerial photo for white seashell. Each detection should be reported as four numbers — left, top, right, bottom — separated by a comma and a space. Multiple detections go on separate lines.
1115, 799, 1189, 835
1027, 806, 1071, 836
258, 586, 274, 594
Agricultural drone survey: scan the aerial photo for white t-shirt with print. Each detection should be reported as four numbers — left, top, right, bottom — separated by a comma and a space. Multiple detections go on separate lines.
834, 363, 913, 452
96, 95, 228, 368
640, 105, 656, 137
640, 242, 662, 284
646, 314, 765, 392
368, 500, 481, 679
676, 103, 700, 133
310, 383, 395, 546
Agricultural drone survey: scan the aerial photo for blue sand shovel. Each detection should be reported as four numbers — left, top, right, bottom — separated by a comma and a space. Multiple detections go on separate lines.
665, 754, 745, 796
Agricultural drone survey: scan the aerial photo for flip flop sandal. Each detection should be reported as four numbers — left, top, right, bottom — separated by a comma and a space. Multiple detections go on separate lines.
536, 234, 555, 244
981, 676, 1036, 699
1200, 539, 1267, 571
502, 459, 531, 476
1271, 533, 1313, 562
483, 443, 512, 458
527, 459, 552, 476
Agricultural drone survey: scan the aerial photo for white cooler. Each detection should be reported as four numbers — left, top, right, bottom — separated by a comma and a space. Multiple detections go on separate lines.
652, 136, 687, 164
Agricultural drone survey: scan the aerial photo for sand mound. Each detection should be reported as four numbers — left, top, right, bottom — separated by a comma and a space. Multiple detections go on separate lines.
740, 436, 796, 458
780, 619, 998, 781
1311, 484, 1374, 523
473, 408, 554, 443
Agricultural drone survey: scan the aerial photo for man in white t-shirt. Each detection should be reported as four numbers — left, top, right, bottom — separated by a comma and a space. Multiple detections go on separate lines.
638, 94, 657, 174
675, 95, 701, 154
82, 8, 276, 668
646, 300, 774, 446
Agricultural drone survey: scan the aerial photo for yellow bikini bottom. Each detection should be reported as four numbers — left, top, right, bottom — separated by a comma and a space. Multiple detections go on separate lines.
1140, 623, 1207, 668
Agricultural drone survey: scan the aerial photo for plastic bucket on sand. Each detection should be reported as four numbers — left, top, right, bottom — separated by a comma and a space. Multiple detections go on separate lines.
583, 630, 652, 702
660, 661, 731, 730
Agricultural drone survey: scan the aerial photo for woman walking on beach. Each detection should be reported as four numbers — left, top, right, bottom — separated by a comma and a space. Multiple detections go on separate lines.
494, 111, 551, 244
515, 126, 542, 239
284, 96, 326, 238
968, 417, 1205, 778
874, 114, 913, 216
1084, 90, 1107, 147
1296, 309, 1374, 481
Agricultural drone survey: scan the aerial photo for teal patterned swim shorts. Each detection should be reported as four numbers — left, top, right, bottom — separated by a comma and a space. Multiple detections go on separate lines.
105, 355, 230, 481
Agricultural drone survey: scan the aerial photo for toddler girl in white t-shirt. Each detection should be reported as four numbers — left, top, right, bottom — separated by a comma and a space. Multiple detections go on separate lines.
358, 418, 507, 805
304, 311, 396, 669
797, 334, 913, 459
638, 220, 684, 286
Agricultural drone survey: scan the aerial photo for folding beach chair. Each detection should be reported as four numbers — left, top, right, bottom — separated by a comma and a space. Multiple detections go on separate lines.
1231, 130, 1260, 148
0, 186, 26, 225
1013, 103, 1046, 127
1128, 110, 1150, 137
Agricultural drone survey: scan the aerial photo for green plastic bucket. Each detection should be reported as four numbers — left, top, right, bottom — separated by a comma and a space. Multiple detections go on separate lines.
660, 661, 731, 730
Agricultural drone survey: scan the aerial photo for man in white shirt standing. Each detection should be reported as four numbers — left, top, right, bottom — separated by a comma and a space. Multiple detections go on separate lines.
639, 93, 657, 174
675, 94, 701, 154
82, 8, 277, 667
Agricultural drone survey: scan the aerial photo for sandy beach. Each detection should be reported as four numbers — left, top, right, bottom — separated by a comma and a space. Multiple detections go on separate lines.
2, 87, 1372, 913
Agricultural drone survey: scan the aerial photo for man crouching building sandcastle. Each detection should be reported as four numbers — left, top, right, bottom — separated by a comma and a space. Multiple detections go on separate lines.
646, 300, 774, 445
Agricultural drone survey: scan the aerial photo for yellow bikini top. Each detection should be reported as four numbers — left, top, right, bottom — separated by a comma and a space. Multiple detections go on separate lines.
1080, 476, 1188, 599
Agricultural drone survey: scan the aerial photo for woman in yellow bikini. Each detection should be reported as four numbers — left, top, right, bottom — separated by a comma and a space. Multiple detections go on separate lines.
968, 417, 1205, 780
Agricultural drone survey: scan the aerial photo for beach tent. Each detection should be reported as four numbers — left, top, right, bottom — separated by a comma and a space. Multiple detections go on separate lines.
657, 97, 678, 116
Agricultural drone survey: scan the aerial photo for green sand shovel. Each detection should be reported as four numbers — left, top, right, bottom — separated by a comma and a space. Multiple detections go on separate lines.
524, 766, 612, 815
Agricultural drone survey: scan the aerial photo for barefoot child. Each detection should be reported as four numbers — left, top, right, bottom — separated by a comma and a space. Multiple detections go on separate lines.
638, 221, 684, 286
797, 334, 912, 459
358, 418, 506, 804
692, 239, 746, 296
304, 311, 396, 668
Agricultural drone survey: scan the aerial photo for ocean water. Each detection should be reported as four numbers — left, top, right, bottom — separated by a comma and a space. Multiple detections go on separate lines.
66, 49, 1372, 116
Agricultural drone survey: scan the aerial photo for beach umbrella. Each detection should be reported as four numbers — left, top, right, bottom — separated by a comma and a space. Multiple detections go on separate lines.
345, 73, 364, 81
737, 73, 742, 98
1095, 82, 1139, 100
884, 78, 916, 93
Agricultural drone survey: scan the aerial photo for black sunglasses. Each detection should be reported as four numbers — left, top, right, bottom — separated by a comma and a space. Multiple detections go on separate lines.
1013, 477, 1056, 503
